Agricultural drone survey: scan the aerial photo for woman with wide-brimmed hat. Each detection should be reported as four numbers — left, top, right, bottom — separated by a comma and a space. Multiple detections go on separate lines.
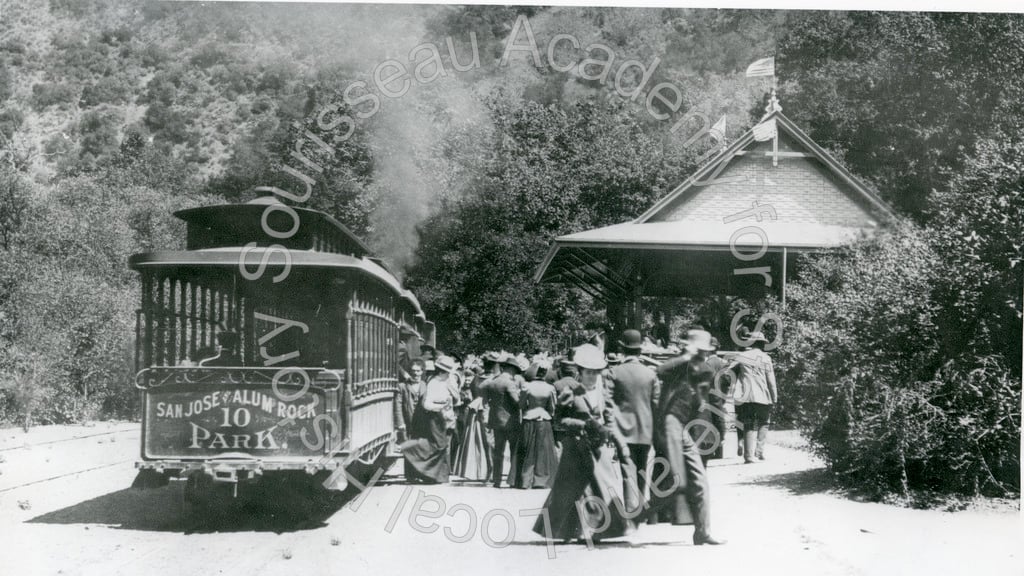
401, 355, 459, 484
532, 344, 641, 543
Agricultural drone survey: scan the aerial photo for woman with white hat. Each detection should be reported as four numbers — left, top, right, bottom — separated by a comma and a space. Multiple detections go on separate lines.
401, 355, 459, 484
532, 344, 640, 543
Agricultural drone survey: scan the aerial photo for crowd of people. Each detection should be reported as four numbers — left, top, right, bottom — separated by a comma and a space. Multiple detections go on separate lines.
394, 325, 779, 546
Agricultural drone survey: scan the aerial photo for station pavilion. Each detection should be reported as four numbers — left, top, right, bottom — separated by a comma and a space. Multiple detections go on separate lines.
533, 97, 897, 339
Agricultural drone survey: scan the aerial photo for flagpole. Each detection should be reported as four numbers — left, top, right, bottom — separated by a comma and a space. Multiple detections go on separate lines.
771, 69, 778, 166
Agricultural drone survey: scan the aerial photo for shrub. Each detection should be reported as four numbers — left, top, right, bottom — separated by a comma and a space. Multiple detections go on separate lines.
143, 102, 190, 143
79, 75, 134, 107
52, 38, 114, 80
139, 43, 169, 69
0, 62, 12, 103
0, 107, 24, 140
0, 169, 197, 426
99, 26, 134, 45
257, 59, 295, 93
141, 69, 181, 105
190, 43, 233, 69
78, 107, 123, 160
1, 40, 27, 55
778, 223, 1020, 498
210, 61, 258, 97
31, 82, 79, 110
48, 0, 95, 17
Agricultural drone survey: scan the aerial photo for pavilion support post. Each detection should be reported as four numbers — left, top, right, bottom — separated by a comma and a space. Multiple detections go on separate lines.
628, 281, 644, 331
781, 247, 788, 310
606, 300, 622, 341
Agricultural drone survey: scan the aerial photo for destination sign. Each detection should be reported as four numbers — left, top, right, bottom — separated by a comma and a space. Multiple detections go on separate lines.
143, 386, 336, 458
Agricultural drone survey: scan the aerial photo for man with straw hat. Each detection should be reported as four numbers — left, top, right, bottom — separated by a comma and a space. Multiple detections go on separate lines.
605, 329, 660, 498
648, 328, 726, 545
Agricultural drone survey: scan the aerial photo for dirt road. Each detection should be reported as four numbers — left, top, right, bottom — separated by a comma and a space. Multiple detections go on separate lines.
1, 424, 1019, 576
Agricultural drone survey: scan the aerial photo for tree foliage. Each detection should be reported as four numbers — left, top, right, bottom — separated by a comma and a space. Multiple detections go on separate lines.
778, 12, 1024, 216
769, 12, 1023, 499
407, 97, 667, 351
0, 147, 199, 425
777, 222, 1020, 498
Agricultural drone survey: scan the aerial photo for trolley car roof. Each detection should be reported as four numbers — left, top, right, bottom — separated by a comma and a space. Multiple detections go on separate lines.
129, 249, 414, 308
174, 200, 372, 258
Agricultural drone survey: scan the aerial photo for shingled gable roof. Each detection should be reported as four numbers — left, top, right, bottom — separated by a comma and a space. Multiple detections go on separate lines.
635, 109, 896, 224
534, 109, 899, 289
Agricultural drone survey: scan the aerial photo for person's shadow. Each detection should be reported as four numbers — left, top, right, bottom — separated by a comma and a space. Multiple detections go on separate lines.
734, 467, 838, 496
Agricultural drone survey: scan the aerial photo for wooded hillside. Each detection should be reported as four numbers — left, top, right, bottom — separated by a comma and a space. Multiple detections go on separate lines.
0, 2, 1019, 499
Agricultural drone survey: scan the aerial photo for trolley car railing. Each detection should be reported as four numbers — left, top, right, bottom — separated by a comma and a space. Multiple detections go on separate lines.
346, 290, 400, 463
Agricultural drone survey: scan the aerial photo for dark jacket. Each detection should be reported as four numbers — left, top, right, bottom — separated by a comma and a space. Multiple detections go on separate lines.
557, 380, 628, 456
604, 357, 660, 445
481, 372, 522, 430
655, 353, 701, 424
396, 380, 424, 430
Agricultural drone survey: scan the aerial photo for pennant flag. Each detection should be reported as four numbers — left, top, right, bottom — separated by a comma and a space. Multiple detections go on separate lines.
752, 118, 777, 142
709, 115, 727, 143
746, 57, 775, 78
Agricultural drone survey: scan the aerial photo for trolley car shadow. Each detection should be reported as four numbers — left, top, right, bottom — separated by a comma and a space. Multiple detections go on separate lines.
27, 480, 370, 534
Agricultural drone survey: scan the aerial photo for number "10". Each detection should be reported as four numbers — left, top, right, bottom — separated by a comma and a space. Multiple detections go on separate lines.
219, 407, 252, 428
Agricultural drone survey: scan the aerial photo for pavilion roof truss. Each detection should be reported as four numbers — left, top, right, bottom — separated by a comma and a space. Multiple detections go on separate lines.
541, 246, 636, 304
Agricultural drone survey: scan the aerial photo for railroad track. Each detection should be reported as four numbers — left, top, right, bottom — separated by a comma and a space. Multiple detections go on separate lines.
0, 426, 139, 493
0, 427, 137, 452
0, 459, 135, 493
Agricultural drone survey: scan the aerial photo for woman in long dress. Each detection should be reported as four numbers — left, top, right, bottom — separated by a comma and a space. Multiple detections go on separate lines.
532, 344, 640, 543
454, 363, 492, 482
401, 356, 458, 484
514, 360, 558, 489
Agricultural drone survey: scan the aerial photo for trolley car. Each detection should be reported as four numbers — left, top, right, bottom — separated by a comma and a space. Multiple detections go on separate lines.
128, 197, 433, 505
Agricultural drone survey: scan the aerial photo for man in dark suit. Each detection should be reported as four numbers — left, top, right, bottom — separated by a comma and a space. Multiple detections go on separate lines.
690, 336, 729, 463
481, 353, 523, 488
650, 329, 725, 546
473, 351, 502, 399
604, 329, 660, 496
395, 359, 426, 442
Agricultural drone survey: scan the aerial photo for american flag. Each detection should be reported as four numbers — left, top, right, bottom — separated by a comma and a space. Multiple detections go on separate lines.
709, 115, 727, 143
752, 118, 777, 142
746, 57, 775, 78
